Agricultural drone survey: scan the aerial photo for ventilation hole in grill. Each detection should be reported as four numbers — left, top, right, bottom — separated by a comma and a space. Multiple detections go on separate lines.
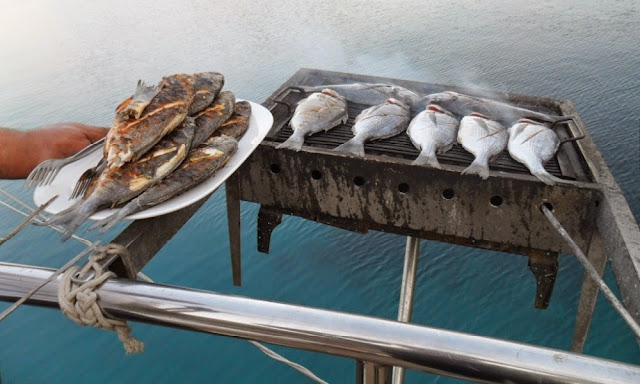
270, 164, 281, 174
595, 200, 600, 207
354, 176, 365, 186
442, 189, 455, 200
490, 196, 503, 207
398, 183, 410, 193
541, 202, 554, 212
311, 170, 322, 180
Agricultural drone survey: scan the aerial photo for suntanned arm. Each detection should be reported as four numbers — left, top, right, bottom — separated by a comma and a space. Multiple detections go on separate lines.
0, 124, 108, 179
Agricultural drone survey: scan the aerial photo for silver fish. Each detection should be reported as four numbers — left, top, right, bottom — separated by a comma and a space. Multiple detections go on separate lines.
421, 91, 564, 123
89, 135, 238, 234
457, 113, 508, 179
276, 89, 348, 151
297, 83, 420, 109
407, 104, 459, 168
334, 98, 411, 157
38, 118, 196, 241
508, 118, 562, 185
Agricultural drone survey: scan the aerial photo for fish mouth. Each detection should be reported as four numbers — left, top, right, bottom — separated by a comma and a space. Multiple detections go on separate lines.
321, 89, 340, 98
517, 118, 538, 124
427, 104, 445, 113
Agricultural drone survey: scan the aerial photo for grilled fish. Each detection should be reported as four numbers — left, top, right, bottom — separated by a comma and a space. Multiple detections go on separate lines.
422, 91, 565, 123
191, 90, 236, 147
276, 89, 348, 151
105, 73, 196, 168
508, 119, 563, 185
297, 83, 420, 110
334, 98, 410, 157
213, 101, 252, 139
457, 113, 507, 179
39, 118, 196, 241
89, 135, 238, 234
189, 71, 225, 115
407, 104, 459, 168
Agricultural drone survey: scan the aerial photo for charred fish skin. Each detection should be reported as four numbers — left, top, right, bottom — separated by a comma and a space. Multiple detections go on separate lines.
191, 90, 236, 147
422, 91, 563, 124
213, 101, 252, 140
89, 135, 238, 234
189, 71, 225, 115
457, 113, 507, 180
334, 98, 411, 157
105, 73, 196, 168
407, 104, 459, 169
276, 89, 348, 151
40, 119, 196, 241
508, 119, 562, 185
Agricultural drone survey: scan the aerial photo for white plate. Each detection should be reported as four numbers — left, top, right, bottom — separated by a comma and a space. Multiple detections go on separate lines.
33, 100, 273, 220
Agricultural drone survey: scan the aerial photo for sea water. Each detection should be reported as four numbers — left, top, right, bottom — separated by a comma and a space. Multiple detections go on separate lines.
0, 1, 638, 383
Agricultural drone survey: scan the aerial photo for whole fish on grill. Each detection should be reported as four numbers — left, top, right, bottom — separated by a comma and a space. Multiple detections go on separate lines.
191, 90, 236, 147
38, 118, 196, 241
334, 98, 411, 157
89, 135, 238, 234
276, 89, 348, 151
212, 101, 252, 139
407, 104, 459, 168
296, 83, 420, 110
421, 91, 566, 123
457, 113, 508, 179
105, 73, 198, 169
508, 118, 563, 185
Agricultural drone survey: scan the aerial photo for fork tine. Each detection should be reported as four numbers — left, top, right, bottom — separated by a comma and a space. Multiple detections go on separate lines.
43, 167, 61, 187
29, 167, 48, 188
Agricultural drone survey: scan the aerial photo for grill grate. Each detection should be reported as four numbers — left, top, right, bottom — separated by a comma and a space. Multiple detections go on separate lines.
269, 99, 566, 179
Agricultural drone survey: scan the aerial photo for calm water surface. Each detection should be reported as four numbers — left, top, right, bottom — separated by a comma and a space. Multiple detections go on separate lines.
1, 1, 639, 383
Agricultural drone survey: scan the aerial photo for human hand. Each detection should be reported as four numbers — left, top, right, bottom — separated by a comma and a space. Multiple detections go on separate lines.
0, 123, 109, 179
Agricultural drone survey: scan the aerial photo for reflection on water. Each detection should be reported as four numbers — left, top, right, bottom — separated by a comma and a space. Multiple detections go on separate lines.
1, 0, 639, 383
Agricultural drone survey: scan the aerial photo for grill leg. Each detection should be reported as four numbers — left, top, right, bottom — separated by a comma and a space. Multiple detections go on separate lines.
527, 251, 559, 309
225, 172, 242, 286
257, 206, 283, 254
572, 231, 607, 352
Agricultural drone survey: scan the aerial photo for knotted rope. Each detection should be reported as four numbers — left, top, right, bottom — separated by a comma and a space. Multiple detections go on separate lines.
58, 243, 144, 354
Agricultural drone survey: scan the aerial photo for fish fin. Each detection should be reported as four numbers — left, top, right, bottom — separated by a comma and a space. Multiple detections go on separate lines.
412, 152, 441, 169
334, 139, 365, 157
123, 80, 163, 119
461, 159, 490, 179
437, 143, 454, 154
531, 169, 562, 186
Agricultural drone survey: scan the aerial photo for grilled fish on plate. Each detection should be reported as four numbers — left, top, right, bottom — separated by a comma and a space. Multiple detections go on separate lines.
39, 118, 196, 241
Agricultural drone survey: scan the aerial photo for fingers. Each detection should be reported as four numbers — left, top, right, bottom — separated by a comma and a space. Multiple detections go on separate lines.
81, 125, 109, 143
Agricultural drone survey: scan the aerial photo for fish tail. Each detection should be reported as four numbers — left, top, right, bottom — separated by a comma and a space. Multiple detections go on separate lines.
37, 200, 100, 241
461, 159, 490, 179
532, 169, 563, 186
334, 139, 365, 157
88, 203, 139, 234
275, 132, 305, 151
411, 151, 441, 169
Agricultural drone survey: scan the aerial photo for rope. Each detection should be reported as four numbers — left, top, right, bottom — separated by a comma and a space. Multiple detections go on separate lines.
58, 244, 144, 354
541, 204, 640, 339
248, 341, 329, 384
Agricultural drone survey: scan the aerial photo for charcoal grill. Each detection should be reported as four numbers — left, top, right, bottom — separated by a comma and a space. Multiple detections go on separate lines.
225, 68, 640, 352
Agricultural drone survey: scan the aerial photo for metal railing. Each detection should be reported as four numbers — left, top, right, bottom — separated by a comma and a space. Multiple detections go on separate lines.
1, 262, 639, 384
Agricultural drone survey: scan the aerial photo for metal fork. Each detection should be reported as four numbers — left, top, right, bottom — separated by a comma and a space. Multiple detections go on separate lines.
24, 137, 106, 188
69, 158, 106, 199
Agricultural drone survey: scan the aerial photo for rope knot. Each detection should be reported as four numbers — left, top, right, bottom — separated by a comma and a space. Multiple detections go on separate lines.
58, 243, 144, 354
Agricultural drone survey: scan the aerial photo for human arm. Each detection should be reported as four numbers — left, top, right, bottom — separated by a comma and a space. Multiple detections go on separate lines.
0, 123, 108, 179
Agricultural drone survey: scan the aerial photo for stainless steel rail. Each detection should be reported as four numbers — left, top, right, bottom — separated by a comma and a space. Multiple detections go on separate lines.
1, 262, 639, 384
